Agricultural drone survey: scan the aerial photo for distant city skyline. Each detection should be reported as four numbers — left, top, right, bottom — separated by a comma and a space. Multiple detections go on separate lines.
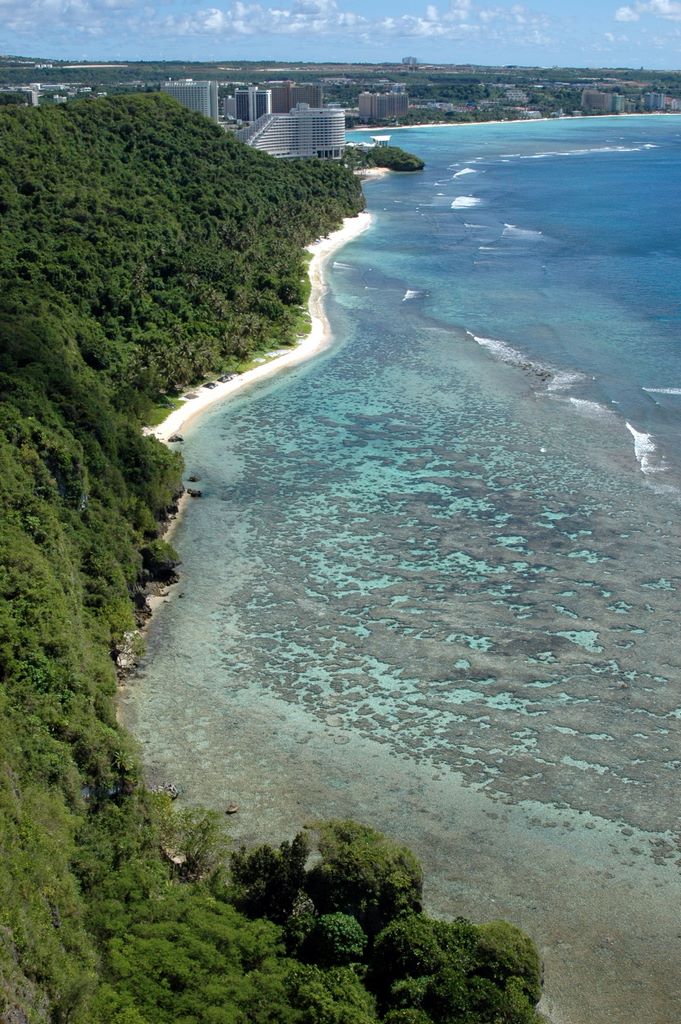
2, 0, 681, 70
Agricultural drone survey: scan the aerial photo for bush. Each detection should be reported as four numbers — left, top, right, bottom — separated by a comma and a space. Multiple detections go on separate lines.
230, 831, 309, 923
371, 914, 476, 991
285, 964, 379, 1024
308, 912, 367, 966
474, 920, 543, 1005
306, 820, 423, 936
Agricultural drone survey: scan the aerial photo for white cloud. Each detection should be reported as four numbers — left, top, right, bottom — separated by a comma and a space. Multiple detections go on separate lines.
615, 5, 639, 19
1, 0, 556, 48
614, 0, 681, 21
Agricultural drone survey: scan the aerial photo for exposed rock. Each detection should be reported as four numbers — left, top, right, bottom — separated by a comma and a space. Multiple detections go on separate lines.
168, 433, 184, 443
150, 782, 179, 800
225, 802, 240, 815
114, 630, 141, 673
187, 488, 202, 498
161, 846, 187, 867
2, 1008, 30, 1024
141, 540, 181, 583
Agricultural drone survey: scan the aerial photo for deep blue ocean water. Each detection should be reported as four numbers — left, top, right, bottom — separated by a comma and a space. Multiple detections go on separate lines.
123, 117, 681, 1022
346, 116, 681, 483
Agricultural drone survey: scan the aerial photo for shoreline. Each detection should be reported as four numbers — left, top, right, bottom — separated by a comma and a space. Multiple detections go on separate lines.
145, 209, 373, 447
141, 208, 373, 614
123, 116, 681, 1023
351, 111, 681, 132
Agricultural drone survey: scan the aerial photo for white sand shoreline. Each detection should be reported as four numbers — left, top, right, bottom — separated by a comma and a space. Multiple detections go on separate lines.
352, 112, 681, 132
145, 209, 373, 446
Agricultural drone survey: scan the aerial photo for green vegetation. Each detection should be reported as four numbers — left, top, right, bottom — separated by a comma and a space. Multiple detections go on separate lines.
99, 819, 542, 1024
0, 92, 362, 1019
346, 145, 425, 173
0, 92, 542, 1022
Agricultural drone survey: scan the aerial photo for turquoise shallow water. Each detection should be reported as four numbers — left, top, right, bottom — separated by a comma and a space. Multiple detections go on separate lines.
122, 118, 681, 1023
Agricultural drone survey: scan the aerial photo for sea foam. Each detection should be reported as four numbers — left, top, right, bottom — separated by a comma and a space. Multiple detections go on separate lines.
453, 167, 478, 178
567, 397, 616, 421
468, 332, 588, 394
626, 422, 663, 475
521, 144, 649, 160
546, 370, 587, 393
452, 197, 481, 209
502, 223, 543, 240
468, 332, 532, 368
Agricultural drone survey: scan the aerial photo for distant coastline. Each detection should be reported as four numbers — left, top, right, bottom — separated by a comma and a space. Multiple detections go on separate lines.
351, 111, 681, 133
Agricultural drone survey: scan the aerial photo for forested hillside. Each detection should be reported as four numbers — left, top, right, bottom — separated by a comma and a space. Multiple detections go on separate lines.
0, 95, 543, 1023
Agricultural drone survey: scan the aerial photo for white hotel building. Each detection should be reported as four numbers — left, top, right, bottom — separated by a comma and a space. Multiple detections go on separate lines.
161, 79, 219, 123
236, 104, 345, 160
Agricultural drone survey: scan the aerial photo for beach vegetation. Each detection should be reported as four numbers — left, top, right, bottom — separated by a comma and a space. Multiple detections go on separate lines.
347, 144, 425, 172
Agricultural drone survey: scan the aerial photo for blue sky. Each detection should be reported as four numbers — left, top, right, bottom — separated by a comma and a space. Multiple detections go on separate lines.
2, 0, 681, 68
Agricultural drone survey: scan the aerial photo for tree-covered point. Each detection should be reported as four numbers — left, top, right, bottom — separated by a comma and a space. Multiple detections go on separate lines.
95, 814, 544, 1024
347, 145, 425, 172
0, 94, 363, 402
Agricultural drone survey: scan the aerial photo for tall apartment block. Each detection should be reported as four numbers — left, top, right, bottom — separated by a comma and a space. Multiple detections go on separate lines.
161, 79, 219, 123
234, 86, 272, 123
268, 81, 324, 114
644, 92, 667, 110
236, 104, 345, 160
580, 89, 627, 113
358, 91, 409, 122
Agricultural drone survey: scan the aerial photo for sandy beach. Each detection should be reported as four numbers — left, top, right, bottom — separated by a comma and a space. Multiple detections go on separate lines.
354, 166, 392, 179
139, 207, 374, 613
145, 210, 372, 446
351, 112, 675, 132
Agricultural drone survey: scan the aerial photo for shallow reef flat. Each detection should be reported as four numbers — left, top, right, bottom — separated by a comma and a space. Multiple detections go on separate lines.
124, 117, 681, 1024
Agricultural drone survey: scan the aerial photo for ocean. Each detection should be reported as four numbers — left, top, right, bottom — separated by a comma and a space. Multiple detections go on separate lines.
121, 116, 681, 1023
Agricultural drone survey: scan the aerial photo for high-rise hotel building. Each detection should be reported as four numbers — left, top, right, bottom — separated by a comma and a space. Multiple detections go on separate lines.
358, 91, 409, 122
234, 86, 272, 123
268, 81, 324, 114
161, 79, 219, 123
236, 104, 345, 160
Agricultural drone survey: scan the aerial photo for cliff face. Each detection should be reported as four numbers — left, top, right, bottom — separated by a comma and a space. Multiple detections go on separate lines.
0, 94, 363, 1022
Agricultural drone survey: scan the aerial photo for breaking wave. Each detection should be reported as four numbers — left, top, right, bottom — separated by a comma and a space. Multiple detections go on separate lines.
626, 422, 664, 475
452, 196, 482, 208
502, 223, 543, 240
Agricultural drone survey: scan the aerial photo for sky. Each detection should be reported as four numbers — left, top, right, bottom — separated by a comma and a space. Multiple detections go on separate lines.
2, 0, 681, 69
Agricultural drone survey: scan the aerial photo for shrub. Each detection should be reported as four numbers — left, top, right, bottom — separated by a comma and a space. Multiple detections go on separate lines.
306, 820, 423, 936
